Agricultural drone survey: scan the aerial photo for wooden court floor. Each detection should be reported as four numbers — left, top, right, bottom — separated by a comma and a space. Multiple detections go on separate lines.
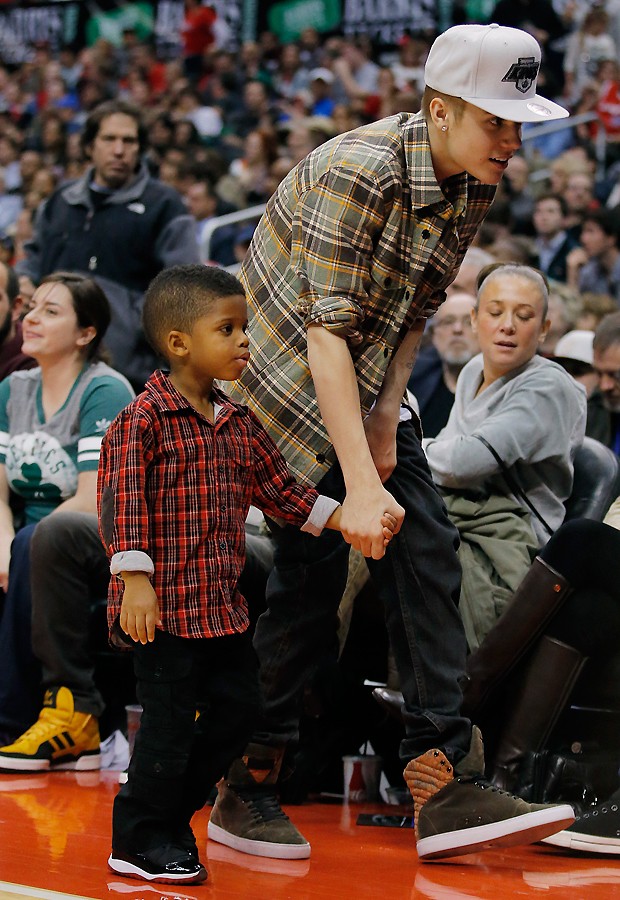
0, 770, 619, 900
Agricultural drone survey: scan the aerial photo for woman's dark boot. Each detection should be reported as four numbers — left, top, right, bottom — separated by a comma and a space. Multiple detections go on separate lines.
462, 557, 572, 720
491, 635, 587, 792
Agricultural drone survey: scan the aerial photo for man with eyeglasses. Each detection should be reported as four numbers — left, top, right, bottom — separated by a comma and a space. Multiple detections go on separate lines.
408, 290, 478, 436
591, 310, 620, 454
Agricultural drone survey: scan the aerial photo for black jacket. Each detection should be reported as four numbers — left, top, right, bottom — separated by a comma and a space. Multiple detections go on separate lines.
16, 164, 200, 389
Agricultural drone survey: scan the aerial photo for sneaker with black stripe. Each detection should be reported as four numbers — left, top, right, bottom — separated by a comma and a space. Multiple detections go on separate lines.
108, 844, 207, 885
0, 686, 100, 772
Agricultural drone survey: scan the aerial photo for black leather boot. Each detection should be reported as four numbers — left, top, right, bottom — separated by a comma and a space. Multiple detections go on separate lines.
491, 635, 587, 793
462, 557, 572, 720
371, 687, 404, 721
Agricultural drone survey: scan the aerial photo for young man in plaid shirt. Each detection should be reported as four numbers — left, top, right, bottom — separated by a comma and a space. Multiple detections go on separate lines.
97, 264, 397, 885
209, 25, 577, 863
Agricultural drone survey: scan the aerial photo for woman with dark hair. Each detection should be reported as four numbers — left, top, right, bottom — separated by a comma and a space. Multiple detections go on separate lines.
0, 271, 134, 750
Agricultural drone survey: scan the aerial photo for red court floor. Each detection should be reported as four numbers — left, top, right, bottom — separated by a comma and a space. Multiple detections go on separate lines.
0, 770, 619, 900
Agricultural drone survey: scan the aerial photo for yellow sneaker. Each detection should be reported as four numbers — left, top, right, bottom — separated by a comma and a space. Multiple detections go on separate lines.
0, 687, 100, 772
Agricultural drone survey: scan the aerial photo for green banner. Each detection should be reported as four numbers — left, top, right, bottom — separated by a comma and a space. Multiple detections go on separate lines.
85, 1, 154, 46
267, 0, 340, 43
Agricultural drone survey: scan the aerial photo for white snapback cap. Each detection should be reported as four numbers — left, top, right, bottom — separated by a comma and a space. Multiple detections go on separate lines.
553, 330, 594, 365
424, 24, 569, 123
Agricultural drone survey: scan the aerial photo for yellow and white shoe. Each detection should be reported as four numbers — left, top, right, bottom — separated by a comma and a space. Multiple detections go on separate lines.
0, 686, 100, 772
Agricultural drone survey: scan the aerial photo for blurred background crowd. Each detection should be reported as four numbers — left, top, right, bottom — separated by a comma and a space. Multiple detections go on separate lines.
0, 0, 618, 299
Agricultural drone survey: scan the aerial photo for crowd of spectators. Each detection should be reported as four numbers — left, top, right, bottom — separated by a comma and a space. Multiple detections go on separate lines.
0, 6, 617, 285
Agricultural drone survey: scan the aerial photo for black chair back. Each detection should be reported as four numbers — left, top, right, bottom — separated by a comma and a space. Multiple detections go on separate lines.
564, 436, 620, 523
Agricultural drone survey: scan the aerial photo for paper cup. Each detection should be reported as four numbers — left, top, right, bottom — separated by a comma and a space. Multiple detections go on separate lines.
342, 754, 382, 802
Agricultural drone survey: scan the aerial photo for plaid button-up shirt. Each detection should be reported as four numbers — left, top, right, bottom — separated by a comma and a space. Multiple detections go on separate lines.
98, 371, 320, 640
228, 111, 496, 486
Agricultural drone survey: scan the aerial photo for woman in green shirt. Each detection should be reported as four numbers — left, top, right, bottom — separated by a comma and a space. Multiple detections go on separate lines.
0, 272, 134, 742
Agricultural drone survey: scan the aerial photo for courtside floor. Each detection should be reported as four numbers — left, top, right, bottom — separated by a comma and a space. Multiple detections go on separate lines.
0, 770, 619, 899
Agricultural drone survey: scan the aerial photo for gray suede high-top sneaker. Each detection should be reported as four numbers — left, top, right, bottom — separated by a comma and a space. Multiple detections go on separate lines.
403, 727, 575, 860
208, 743, 310, 859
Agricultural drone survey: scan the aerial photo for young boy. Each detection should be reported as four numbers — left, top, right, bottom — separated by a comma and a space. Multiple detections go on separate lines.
97, 263, 393, 885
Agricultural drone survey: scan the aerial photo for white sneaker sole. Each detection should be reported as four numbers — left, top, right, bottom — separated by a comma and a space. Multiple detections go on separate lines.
541, 829, 620, 854
0, 751, 101, 772
207, 820, 311, 859
417, 804, 575, 860
108, 854, 207, 884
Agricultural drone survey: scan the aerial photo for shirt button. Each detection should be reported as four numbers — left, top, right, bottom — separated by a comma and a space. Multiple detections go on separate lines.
220, 504, 226, 512
316, 453, 326, 463
422, 229, 431, 239
383, 348, 389, 357
219, 540, 227, 550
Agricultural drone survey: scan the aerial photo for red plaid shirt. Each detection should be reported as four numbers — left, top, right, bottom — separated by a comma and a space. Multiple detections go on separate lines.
98, 370, 320, 640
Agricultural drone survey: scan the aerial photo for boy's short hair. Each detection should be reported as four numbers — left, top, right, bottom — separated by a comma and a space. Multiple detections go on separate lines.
143, 264, 245, 359
421, 86, 465, 122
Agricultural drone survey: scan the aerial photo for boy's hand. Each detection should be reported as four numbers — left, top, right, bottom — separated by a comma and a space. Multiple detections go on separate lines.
120, 572, 162, 645
326, 507, 398, 550
381, 512, 398, 547
340, 484, 405, 560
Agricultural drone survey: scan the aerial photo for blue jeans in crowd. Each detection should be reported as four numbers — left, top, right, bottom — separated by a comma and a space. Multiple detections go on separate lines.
253, 418, 473, 765
0, 524, 41, 740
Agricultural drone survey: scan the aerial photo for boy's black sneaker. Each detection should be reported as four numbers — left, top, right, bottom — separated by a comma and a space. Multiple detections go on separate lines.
108, 845, 207, 884
542, 787, 620, 854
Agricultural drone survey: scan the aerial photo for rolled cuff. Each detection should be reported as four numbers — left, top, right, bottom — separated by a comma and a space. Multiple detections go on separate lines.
110, 550, 155, 576
298, 294, 365, 343
301, 494, 341, 537
420, 291, 447, 319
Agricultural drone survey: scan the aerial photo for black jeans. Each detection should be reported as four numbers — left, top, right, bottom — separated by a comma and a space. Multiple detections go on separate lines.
113, 628, 260, 853
31, 512, 109, 717
253, 419, 472, 765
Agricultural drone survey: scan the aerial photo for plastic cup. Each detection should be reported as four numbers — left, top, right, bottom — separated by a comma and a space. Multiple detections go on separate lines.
342, 754, 382, 802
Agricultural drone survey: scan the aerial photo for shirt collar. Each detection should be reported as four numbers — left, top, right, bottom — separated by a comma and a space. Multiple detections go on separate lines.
145, 370, 240, 418
403, 112, 470, 219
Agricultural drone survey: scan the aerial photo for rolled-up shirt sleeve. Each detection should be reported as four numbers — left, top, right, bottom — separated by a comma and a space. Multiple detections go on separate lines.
98, 407, 153, 560
291, 164, 388, 343
301, 294, 366, 342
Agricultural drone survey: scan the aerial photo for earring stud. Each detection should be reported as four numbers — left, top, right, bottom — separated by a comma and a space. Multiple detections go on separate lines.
441, 125, 447, 132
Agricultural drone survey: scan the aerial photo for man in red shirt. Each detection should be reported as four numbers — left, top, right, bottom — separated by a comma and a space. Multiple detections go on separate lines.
181, 0, 216, 83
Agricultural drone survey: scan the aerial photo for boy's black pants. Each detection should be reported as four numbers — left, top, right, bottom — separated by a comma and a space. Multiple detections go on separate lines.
112, 628, 260, 853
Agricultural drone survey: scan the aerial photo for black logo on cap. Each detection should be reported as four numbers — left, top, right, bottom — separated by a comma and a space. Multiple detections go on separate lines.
502, 57, 540, 94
